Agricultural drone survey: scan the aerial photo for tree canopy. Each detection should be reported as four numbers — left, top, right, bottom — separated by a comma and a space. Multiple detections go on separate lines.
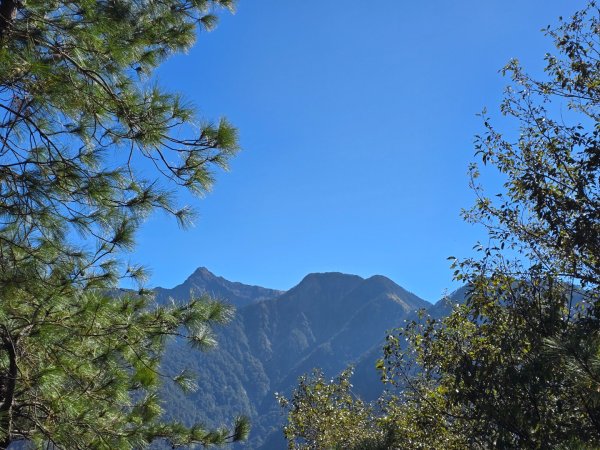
0, 0, 249, 448
277, 368, 383, 450
281, 2, 600, 449
0, 0, 239, 287
383, 2, 600, 445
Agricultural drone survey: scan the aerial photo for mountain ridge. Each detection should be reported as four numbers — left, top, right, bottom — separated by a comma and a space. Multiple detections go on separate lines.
154, 266, 284, 308
156, 267, 443, 449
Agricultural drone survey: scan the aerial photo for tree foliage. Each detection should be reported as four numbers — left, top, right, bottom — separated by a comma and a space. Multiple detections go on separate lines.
0, 0, 239, 287
0, 0, 249, 448
0, 288, 249, 448
276, 368, 383, 450
378, 2, 600, 448
282, 2, 600, 449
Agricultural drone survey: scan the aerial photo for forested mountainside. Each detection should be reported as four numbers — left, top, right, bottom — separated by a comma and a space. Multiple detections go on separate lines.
156, 268, 456, 449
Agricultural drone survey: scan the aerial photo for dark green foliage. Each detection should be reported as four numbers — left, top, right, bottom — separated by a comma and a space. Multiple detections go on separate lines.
377, 2, 600, 449
0, 286, 249, 448
0, 0, 248, 448
281, 2, 600, 449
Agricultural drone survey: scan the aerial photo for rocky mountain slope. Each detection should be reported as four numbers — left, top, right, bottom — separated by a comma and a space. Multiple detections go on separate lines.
157, 268, 442, 449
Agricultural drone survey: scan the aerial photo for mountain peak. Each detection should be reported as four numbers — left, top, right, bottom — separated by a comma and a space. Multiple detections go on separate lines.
290, 272, 365, 297
300, 272, 364, 283
364, 274, 395, 286
187, 266, 217, 281
333, 274, 429, 310
155, 267, 283, 308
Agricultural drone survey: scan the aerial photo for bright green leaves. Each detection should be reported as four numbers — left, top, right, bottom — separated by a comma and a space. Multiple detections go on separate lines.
146, 415, 248, 448
0, 0, 240, 290
0, 0, 246, 447
173, 368, 199, 394
278, 368, 383, 450
0, 286, 245, 448
133, 364, 159, 389
231, 415, 251, 443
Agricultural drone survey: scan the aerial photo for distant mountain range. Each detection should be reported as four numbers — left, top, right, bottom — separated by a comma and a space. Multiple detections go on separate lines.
155, 267, 460, 449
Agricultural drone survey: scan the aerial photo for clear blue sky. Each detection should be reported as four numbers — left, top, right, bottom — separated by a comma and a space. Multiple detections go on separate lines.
129, 0, 588, 302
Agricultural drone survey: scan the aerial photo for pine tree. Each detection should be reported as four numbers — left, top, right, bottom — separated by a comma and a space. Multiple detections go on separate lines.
0, 0, 249, 447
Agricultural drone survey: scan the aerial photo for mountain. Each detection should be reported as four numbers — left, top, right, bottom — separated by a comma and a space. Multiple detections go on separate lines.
157, 268, 431, 449
427, 284, 470, 318
154, 266, 283, 308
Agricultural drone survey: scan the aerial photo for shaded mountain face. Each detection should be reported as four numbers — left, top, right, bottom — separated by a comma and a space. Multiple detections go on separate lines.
427, 284, 470, 318
154, 266, 284, 308
158, 269, 430, 449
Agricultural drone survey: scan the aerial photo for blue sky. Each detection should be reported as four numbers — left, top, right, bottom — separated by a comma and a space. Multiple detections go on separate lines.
130, 0, 588, 302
